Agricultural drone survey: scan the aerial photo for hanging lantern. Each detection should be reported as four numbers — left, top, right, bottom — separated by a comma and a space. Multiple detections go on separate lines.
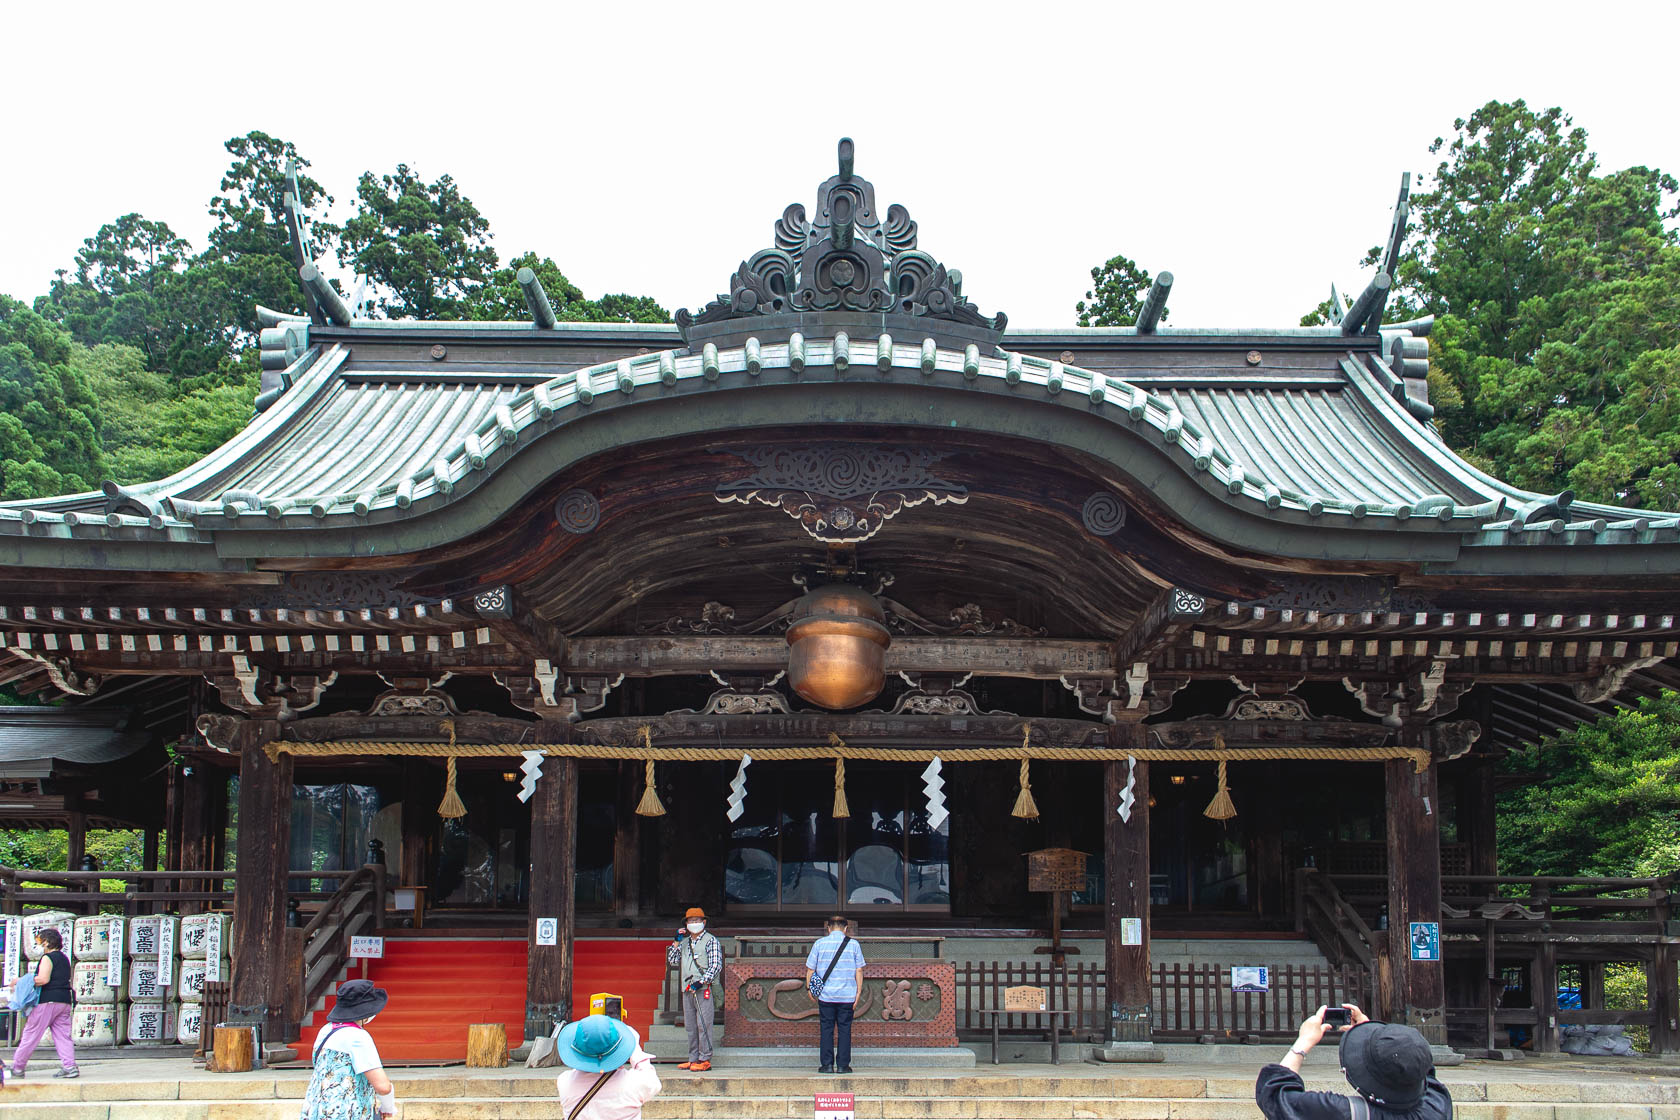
785, 583, 891, 709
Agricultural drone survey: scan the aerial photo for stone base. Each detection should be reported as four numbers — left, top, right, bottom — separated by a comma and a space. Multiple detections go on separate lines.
1088, 1042, 1165, 1063
704, 1046, 977, 1069
1430, 1044, 1465, 1067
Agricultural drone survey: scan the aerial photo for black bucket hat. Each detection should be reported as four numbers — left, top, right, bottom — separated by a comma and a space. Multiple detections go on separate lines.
1339, 1021, 1431, 1109
327, 979, 390, 1022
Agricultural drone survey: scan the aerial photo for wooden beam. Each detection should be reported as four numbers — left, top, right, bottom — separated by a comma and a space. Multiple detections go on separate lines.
1116, 587, 1206, 667
568, 635, 1115, 679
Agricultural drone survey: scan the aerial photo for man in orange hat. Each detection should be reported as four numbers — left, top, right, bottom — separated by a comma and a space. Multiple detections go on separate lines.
666, 907, 721, 1071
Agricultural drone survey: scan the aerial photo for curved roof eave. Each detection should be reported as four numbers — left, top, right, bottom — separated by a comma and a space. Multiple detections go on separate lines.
1, 332, 1677, 574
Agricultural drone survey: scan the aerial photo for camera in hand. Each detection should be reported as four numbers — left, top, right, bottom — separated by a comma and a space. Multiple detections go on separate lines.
1322, 1007, 1352, 1027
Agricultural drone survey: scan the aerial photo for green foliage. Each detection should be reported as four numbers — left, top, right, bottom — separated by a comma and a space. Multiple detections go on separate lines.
1075, 254, 1163, 327
1497, 689, 1680, 878
85, 342, 259, 484
1327, 100, 1680, 509
466, 253, 671, 323
0, 297, 104, 498
337, 164, 498, 319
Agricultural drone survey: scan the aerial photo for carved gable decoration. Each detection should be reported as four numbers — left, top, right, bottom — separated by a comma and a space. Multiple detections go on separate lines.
715, 445, 967, 543
675, 138, 1006, 345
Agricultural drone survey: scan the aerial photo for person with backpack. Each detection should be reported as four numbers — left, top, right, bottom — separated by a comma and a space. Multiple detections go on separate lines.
300, 980, 397, 1120
805, 915, 866, 1074
1256, 1003, 1453, 1120
555, 1014, 661, 1120
9, 927, 78, 1079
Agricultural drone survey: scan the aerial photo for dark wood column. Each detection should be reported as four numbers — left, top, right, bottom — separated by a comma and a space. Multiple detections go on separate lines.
1384, 750, 1446, 1044
399, 760, 434, 889
526, 743, 579, 1040
177, 764, 219, 915
1101, 716, 1155, 1053
1251, 763, 1287, 918
65, 809, 87, 870
613, 760, 643, 923
229, 722, 293, 1040
1460, 757, 1498, 878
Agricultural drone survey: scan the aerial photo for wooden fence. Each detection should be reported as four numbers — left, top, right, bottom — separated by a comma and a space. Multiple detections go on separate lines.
955, 960, 1371, 1041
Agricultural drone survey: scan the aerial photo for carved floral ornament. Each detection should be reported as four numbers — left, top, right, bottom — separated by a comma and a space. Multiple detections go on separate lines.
675, 138, 1005, 343
715, 444, 967, 544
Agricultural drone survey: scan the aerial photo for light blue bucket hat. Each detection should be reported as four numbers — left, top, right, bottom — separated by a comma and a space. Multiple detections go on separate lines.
556, 1014, 639, 1072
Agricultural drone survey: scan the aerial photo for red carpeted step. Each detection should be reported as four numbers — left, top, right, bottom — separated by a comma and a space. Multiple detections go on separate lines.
291, 936, 670, 1062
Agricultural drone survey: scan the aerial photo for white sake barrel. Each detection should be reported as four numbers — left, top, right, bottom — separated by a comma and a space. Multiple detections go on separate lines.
73, 916, 117, 962
23, 911, 76, 960
125, 1000, 175, 1044
176, 1001, 205, 1046
71, 1003, 122, 1048
72, 960, 120, 1003
127, 957, 178, 1002
127, 915, 173, 958
178, 913, 229, 960
176, 957, 228, 1003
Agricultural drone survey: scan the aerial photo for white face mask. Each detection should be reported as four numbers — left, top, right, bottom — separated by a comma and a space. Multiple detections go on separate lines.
686, 922, 704, 934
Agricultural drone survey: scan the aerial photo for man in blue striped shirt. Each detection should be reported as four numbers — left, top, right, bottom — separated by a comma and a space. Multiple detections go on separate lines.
804, 916, 866, 1073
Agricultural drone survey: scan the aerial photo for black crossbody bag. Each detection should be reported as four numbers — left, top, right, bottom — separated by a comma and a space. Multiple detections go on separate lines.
808, 934, 852, 1002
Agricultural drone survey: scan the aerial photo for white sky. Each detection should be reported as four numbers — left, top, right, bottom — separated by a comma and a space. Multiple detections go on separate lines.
3, 1, 1677, 329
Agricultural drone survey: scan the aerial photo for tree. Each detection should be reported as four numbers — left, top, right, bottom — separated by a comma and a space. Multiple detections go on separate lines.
1498, 690, 1680, 878
1315, 100, 1680, 509
0, 297, 104, 498
337, 164, 498, 319
464, 253, 671, 324
84, 342, 259, 484
1075, 254, 1163, 327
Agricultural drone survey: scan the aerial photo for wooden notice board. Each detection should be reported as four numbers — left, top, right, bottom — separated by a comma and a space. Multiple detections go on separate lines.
1026, 848, 1087, 893
1003, 985, 1047, 1012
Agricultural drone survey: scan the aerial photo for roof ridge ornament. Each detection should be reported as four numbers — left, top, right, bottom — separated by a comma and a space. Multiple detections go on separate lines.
676, 138, 1006, 346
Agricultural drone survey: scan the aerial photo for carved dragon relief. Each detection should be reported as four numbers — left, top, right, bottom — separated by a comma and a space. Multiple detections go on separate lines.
676, 138, 1005, 342
639, 590, 1043, 640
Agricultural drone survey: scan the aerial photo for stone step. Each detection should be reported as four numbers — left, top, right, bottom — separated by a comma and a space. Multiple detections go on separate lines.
5, 1098, 1680, 1120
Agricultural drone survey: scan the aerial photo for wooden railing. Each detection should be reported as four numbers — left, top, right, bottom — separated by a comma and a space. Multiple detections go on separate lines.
1326, 873, 1676, 933
300, 865, 385, 1019
0, 866, 360, 917
953, 959, 1371, 1041
199, 980, 231, 1058
1295, 868, 1375, 971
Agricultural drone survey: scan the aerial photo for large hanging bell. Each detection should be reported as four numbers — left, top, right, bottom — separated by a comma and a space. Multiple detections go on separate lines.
785, 583, 891, 709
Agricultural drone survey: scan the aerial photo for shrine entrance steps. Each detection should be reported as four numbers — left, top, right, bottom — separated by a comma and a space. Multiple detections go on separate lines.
289, 934, 667, 1064
9, 1058, 1680, 1120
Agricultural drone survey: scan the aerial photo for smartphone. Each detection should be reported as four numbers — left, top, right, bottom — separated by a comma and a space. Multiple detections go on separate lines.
1323, 1007, 1353, 1027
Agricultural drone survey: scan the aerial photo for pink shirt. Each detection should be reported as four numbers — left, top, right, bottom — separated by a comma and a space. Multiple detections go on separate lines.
556, 1048, 662, 1120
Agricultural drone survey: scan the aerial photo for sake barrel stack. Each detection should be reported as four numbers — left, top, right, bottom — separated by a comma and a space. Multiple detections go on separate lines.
125, 914, 180, 1046
126, 1000, 176, 1045
72, 915, 118, 961
176, 956, 229, 1004
179, 912, 229, 960
23, 911, 75, 959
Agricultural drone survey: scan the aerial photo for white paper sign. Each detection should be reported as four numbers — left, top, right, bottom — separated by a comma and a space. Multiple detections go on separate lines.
2, 918, 19, 986
535, 917, 558, 946
1231, 966, 1270, 993
816, 1093, 855, 1120
349, 936, 384, 959
156, 917, 176, 987
204, 917, 223, 981
105, 918, 124, 987
1120, 918, 1143, 946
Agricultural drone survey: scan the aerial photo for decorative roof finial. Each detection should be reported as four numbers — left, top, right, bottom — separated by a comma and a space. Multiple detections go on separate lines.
676, 138, 1005, 346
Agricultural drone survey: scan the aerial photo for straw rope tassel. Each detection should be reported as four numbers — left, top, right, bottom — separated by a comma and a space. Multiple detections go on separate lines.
635, 726, 666, 816
830, 733, 850, 818
1203, 733, 1237, 820
436, 719, 467, 819
1011, 725, 1040, 819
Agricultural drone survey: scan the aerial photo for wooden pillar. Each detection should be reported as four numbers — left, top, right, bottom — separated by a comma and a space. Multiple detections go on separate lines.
143, 827, 160, 871
178, 765, 218, 916
613, 760, 643, 923
229, 723, 293, 1041
1384, 752, 1446, 1043
1461, 757, 1498, 878
1251, 763, 1286, 918
1103, 718, 1153, 1047
65, 810, 87, 870
526, 749, 578, 1040
1648, 881, 1679, 1055
399, 760, 433, 889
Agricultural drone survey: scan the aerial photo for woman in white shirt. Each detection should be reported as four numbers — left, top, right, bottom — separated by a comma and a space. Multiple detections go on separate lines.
301, 980, 397, 1120
556, 1014, 662, 1120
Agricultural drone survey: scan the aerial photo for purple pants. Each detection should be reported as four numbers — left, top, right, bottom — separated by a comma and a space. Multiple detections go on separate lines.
12, 1000, 76, 1072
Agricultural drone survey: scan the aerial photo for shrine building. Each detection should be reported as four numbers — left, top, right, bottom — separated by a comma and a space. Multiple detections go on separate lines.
1, 140, 1677, 1061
